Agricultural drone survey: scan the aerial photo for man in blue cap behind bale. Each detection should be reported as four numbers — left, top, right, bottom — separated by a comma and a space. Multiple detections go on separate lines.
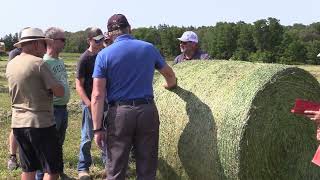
174, 31, 211, 64
91, 14, 177, 180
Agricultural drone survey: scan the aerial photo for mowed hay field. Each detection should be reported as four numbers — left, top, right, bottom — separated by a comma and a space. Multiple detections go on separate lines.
0, 53, 319, 179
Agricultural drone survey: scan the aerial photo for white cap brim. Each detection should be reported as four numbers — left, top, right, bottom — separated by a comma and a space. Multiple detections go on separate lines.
93, 35, 105, 40
177, 37, 198, 43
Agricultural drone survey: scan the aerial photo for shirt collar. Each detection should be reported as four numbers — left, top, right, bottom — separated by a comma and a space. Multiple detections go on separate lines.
43, 54, 60, 61
183, 49, 200, 60
113, 34, 134, 43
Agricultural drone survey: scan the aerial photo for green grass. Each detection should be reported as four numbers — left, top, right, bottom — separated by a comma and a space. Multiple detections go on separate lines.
0, 54, 320, 179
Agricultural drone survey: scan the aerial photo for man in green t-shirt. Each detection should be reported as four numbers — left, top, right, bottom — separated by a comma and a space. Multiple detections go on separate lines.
35, 27, 70, 180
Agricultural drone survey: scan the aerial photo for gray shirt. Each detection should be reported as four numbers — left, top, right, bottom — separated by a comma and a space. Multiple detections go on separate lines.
174, 49, 211, 65
8, 48, 22, 60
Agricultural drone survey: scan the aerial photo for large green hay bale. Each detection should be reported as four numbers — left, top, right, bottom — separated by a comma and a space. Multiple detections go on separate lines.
154, 60, 320, 180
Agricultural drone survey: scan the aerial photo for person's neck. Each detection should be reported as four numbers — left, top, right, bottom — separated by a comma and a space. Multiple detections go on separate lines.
47, 48, 59, 59
184, 50, 196, 60
21, 51, 39, 57
88, 46, 100, 54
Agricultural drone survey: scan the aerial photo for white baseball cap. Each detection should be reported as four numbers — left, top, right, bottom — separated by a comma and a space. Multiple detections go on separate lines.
317, 53, 320, 57
177, 31, 198, 43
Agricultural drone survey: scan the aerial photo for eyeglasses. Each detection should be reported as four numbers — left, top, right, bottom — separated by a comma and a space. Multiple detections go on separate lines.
180, 41, 191, 45
94, 38, 104, 44
54, 38, 66, 43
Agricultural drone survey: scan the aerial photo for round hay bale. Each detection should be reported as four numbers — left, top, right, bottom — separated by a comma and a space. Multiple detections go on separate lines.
154, 60, 320, 180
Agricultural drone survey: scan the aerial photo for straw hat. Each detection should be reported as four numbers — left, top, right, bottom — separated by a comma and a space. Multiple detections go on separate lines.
14, 27, 53, 48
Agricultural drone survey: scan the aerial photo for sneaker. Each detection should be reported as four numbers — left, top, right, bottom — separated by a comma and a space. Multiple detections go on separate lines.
7, 155, 19, 171
79, 171, 91, 180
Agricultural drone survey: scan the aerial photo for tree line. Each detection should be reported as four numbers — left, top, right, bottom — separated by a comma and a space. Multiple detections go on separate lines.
1, 17, 320, 64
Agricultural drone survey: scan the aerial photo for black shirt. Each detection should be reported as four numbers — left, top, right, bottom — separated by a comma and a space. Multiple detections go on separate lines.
76, 50, 97, 99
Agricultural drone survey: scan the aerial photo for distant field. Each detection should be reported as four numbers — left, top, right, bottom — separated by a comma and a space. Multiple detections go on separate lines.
0, 53, 319, 179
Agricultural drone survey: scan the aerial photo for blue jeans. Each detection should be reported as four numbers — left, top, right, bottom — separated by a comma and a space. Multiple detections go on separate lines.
36, 106, 68, 180
77, 104, 107, 172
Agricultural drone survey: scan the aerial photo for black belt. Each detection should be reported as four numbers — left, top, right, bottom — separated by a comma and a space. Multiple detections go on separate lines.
109, 99, 154, 107
54, 105, 67, 108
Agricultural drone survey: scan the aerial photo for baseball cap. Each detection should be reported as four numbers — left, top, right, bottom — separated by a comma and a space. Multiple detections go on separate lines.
107, 14, 130, 32
177, 31, 198, 43
87, 27, 104, 40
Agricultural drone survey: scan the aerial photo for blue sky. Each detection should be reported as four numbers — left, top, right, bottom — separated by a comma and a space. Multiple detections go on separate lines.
1, 0, 319, 37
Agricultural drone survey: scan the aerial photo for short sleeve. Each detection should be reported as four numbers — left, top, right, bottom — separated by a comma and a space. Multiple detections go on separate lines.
153, 46, 166, 70
201, 53, 211, 60
39, 62, 59, 89
173, 56, 179, 65
92, 53, 107, 78
76, 54, 87, 79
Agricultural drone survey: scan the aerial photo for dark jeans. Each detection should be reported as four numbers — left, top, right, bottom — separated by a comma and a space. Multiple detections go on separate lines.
36, 106, 68, 180
106, 103, 159, 180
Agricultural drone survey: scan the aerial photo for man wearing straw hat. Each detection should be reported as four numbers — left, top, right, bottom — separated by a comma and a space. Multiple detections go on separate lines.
6, 27, 64, 180
7, 26, 31, 171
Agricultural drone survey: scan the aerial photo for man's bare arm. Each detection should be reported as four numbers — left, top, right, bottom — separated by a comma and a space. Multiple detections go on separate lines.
51, 83, 64, 97
91, 78, 106, 131
158, 64, 177, 90
75, 78, 91, 107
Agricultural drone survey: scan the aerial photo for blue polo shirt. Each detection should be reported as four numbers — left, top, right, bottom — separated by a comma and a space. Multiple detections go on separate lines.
92, 34, 166, 102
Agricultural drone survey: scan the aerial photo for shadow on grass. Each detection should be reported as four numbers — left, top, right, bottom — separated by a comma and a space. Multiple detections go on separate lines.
158, 86, 226, 180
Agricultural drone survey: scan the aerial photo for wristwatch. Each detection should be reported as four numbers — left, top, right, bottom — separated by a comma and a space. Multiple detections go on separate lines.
93, 127, 104, 134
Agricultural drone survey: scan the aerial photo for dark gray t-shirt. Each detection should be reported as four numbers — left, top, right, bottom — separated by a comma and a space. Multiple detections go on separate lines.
76, 50, 97, 100
174, 49, 211, 65
8, 48, 22, 60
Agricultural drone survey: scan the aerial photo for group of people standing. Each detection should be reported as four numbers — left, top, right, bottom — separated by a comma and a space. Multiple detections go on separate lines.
5, 13, 211, 180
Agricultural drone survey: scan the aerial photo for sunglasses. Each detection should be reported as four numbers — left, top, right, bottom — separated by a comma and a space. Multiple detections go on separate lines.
94, 38, 104, 44
54, 38, 66, 43
180, 41, 191, 45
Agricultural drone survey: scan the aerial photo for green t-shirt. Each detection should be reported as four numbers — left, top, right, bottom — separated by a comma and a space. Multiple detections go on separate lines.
43, 54, 70, 105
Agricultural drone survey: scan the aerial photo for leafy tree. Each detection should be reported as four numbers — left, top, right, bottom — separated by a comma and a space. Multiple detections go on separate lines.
280, 40, 307, 64
305, 40, 320, 64
232, 22, 256, 61
248, 50, 274, 63
1, 33, 18, 51
64, 31, 87, 53
208, 22, 238, 59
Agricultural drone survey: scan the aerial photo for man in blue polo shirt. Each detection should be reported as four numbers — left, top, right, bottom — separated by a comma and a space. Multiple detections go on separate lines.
91, 14, 177, 180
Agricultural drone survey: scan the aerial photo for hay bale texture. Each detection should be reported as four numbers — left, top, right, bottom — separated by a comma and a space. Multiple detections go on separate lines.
154, 60, 320, 180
